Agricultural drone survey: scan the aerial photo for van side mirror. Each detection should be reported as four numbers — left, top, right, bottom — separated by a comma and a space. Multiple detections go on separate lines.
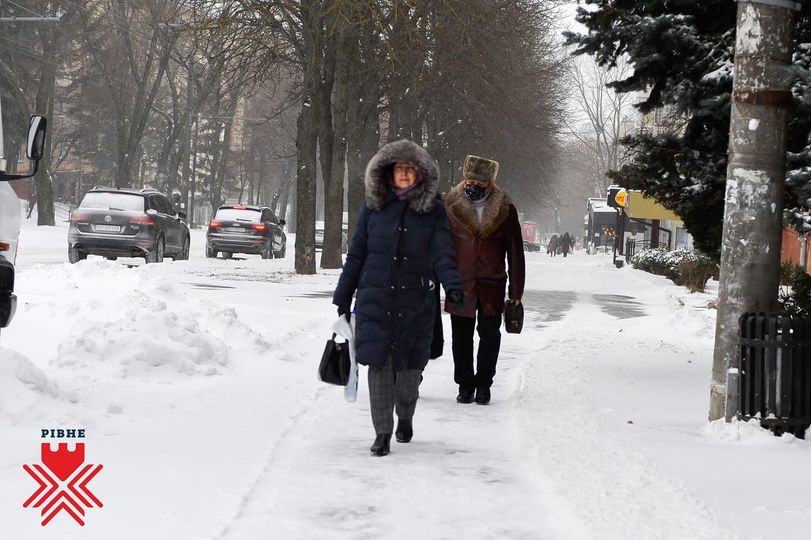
279, 219, 286, 227
0, 115, 47, 181
26, 115, 47, 161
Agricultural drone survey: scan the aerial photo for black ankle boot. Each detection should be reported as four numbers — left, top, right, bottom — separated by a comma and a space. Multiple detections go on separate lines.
370, 433, 391, 456
475, 387, 491, 405
395, 419, 413, 443
456, 387, 475, 404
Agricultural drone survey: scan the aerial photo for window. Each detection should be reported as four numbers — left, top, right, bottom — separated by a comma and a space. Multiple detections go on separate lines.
158, 196, 176, 216
214, 208, 262, 222
148, 195, 162, 212
80, 192, 145, 211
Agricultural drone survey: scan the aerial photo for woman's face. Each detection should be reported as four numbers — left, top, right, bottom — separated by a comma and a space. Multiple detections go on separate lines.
393, 163, 418, 189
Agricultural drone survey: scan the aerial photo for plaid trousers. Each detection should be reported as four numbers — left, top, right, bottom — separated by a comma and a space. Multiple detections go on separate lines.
368, 356, 422, 435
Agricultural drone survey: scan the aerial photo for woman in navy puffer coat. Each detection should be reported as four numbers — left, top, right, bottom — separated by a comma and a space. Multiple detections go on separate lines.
333, 139, 463, 456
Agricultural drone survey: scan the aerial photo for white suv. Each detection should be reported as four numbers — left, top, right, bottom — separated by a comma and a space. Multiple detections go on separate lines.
0, 115, 47, 329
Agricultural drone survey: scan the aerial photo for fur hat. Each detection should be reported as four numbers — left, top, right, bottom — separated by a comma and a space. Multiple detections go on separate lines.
365, 139, 440, 214
463, 155, 499, 183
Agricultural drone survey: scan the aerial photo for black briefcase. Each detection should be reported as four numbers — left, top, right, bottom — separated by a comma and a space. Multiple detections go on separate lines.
318, 333, 351, 385
504, 302, 524, 334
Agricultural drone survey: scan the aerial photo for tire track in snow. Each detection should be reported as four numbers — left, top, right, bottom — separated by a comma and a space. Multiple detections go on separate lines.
515, 299, 737, 540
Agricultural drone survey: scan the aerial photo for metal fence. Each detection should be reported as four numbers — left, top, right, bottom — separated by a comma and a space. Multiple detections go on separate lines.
738, 312, 811, 437
624, 238, 651, 263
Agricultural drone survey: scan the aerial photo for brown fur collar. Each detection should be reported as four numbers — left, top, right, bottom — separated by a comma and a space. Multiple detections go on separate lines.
445, 181, 512, 238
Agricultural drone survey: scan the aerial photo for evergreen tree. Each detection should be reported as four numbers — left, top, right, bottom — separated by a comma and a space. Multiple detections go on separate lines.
565, 0, 811, 258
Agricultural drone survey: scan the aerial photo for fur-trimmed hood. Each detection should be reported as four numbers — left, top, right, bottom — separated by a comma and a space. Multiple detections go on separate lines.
445, 181, 513, 238
365, 139, 439, 214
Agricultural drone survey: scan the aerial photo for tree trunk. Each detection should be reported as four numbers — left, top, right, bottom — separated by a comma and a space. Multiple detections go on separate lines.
321, 26, 350, 269
294, 0, 322, 275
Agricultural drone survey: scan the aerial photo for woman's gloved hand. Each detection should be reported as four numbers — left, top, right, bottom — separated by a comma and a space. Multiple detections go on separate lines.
337, 305, 352, 323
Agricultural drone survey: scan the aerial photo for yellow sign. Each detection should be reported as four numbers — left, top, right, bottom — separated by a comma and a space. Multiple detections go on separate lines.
614, 191, 628, 208
626, 191, 683, 224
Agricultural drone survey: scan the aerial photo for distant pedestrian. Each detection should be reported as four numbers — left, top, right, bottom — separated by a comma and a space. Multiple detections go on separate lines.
547, 234, 558, 257
333, 140, 464, 457
444, 155, 525, 405
560, 232, 572, 257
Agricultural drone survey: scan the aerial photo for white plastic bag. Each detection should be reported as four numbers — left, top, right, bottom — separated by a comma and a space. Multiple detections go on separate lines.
332, 314, 358, 402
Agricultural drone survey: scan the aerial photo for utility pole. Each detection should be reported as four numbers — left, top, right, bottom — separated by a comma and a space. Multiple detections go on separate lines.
709, 0, 802, 421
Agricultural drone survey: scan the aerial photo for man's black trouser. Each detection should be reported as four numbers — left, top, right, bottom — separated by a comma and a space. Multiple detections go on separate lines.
451, 311, 502, 391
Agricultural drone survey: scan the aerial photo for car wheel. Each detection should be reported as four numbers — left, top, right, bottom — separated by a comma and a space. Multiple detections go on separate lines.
221, 251, 233, 260
68, 246, 87, 264
205, 242, 217, 258
175, 236, 190, 261
261, 240, 272, 260
105, 256, 118, 261
146, 237, 165, 264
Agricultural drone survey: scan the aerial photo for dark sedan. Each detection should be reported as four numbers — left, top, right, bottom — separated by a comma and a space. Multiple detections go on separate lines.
206, 205, 287, 259
68, 188, 190, 264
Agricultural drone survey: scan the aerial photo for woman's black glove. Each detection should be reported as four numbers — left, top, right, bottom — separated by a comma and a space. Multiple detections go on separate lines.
446, 289, 464, 306
337, 305, 352, 323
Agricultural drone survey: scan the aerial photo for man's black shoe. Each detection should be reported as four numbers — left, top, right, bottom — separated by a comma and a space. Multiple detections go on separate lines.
475, 387, 491, 405
456, 387, 475, 404
395, 419, 413, 443
370, 433, 391, 456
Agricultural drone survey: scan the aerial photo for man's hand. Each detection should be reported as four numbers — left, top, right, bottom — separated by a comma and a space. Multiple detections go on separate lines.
509, 298, 521, 305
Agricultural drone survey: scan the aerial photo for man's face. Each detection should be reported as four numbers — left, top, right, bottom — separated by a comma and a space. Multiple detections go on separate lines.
393, 163, 418, 189
464, 178, 489, 188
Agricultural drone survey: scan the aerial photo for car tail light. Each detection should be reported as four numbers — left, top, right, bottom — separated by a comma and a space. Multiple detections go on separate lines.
70, 211, 90, 222
252, 224, 267, 232
209, 221, 222, 228
129, 214, 154, 225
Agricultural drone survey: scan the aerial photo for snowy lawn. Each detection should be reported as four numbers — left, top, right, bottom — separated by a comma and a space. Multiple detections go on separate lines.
1, 218, 810, 539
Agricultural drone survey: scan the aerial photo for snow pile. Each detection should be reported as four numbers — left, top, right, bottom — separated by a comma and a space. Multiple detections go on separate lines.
703, 418, 811, 446
0, 347, 62, 422
21, 259, 270, 380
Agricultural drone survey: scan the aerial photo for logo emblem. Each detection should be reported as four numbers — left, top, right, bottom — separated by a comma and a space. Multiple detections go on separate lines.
104, 215, 112, 223
23, 442, 103, 526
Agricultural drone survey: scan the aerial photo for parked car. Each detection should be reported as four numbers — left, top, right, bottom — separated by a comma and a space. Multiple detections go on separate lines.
523, 240, 541, 252
0, 114, 48, 330
206, 204, 286, 259
315, 220, 348, 254
68, 187, 190, 264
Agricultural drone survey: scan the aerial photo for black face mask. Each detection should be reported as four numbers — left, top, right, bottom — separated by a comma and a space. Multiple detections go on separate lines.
464, 183, 488, 202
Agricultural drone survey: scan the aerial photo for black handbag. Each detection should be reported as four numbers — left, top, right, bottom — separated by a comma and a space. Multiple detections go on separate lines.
504, 301, 524, 334
318, 333, 351, 385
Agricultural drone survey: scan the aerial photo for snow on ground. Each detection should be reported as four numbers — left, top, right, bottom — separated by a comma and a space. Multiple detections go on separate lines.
2, 217, 811, 539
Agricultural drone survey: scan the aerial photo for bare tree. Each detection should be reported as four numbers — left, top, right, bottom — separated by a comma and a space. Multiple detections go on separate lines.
564, 56, 634, 197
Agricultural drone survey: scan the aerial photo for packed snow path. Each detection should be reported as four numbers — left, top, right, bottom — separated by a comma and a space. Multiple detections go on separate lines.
4, 225, 811, 539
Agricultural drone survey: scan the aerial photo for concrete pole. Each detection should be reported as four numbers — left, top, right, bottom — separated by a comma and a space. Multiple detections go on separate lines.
709, 0, 800, 421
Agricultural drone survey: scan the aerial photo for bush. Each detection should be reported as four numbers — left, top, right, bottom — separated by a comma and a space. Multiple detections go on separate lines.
676, 258, 717, 293
630, 247, 718, 293
779, 263, 811, 316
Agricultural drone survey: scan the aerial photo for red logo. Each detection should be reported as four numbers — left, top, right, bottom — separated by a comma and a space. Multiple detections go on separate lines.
23, 443, 103, 526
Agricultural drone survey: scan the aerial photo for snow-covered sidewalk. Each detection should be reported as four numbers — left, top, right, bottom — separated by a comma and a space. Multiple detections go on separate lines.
2, 221, 811, 539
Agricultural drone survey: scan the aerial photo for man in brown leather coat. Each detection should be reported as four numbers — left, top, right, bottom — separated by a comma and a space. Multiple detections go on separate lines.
444, 155, 525, 405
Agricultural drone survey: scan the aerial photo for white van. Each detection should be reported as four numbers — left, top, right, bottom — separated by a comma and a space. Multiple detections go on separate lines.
0, 115, 47, 328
